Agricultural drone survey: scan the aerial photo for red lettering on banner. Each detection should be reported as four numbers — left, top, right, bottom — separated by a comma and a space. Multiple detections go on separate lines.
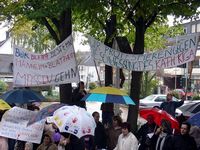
178, 53, 184, 63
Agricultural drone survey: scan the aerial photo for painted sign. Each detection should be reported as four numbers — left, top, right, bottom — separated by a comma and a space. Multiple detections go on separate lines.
0, 107, 45, 143
13, 35, 79, 87
88, 34, 200, 71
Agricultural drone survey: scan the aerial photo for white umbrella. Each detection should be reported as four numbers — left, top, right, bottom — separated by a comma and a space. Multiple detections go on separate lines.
48, 105, 96, 138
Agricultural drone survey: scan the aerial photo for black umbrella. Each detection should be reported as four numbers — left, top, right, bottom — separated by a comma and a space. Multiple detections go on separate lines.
0, 88, 45, 104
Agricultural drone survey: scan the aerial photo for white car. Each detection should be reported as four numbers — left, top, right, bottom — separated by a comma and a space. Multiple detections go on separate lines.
139, 94, 199, 117
139, 94, 180, 109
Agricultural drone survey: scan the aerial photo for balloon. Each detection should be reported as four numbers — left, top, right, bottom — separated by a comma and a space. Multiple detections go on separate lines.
53, 132, 61, 142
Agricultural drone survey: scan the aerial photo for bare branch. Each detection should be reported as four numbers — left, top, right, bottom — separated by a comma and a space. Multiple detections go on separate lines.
145, 11, 158, 29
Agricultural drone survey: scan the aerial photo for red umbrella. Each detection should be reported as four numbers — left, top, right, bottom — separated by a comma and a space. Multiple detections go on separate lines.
139, 108, 179, 129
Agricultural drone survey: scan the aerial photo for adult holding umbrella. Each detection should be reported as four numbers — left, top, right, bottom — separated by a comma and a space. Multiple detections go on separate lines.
139, 108, 179, 130
82, 86, 135, 126
47, 105, 96, 150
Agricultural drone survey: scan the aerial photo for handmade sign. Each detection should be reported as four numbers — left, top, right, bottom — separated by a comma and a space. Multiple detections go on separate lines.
13, 35, 79, 86
0, 107, 45, 143
88, 34, 199, 71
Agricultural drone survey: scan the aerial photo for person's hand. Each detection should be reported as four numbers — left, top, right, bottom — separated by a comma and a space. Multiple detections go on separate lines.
104, 123, 109, 129
155, 127, 161, 135
59, 138, 70, 146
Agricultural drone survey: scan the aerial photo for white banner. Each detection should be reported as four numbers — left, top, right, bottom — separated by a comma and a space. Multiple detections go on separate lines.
13, 35, 80, 87
0, 107, 45, 144
88, 34, 200, 71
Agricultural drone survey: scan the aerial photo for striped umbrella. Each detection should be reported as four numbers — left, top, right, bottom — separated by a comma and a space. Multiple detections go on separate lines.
81, 87, 135, 105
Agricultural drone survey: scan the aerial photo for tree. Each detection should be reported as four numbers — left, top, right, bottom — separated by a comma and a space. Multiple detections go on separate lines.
0, 0, 75, 103
11, 19, 56, 53
113, 0, 200, 131
0, 80, 8, 94
73, 0, 198, 131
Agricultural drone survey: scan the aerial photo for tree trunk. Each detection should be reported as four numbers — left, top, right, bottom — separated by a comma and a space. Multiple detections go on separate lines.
127, 17, 145, 132
104, 14, 116, 86
59, 9, 73, 104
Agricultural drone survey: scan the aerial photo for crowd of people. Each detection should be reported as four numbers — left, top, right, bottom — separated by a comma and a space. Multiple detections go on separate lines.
0, 83, 200, 150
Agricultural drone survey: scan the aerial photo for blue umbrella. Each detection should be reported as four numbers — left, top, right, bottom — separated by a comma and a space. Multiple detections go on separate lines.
28, 103, 67, 125
0, 88, 45, 104
187, 112, 200, 127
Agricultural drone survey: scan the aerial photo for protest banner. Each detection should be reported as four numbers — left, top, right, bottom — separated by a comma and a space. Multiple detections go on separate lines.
13, 35, 80, 87
88, 34, 200, 71
0, 107, 45, 143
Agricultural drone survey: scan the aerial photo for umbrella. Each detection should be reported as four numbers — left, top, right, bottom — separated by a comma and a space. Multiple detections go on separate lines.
81, 86, 135, 105
28, 103, 67, 125
0, 99, 11, 110
187, 112, 200, 127
140, 108, 179, 129
179, 102, 200, 117
48, 105, 96, 138
0, 88, 45, 104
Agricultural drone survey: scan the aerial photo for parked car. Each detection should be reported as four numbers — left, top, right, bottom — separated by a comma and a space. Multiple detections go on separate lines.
139, 94, 180, 108
139, 94, 200, 116
139, 94, 183, 116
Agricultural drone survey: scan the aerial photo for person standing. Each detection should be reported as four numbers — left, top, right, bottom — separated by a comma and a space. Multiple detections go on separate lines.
171, 122, 197, 150
72, 81, 87, 109
92, 111, 107, 150
106, 115, 122, 150
100, 103, 114, 126
114, 122, 138, 150
37, 132, 58, 150
189, 126, 200, 150
150, 119, 173, 150
160, 93, 184, 117
137, 114, 157, 150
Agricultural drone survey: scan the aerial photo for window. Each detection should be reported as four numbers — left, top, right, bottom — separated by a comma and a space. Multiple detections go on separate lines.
197, 24, 200, 32
80, 75, 84, 80
191, 24, 196, 33
183, 27, 187, 34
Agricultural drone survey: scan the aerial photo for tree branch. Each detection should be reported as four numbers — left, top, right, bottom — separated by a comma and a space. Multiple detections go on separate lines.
127, 11, 136, 26
145, 11, 158, 29
148, 73, 156, 82
51, 18, 60, 31
41, 17, 60, 44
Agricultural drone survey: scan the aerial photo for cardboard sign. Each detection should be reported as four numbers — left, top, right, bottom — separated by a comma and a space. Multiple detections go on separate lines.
0, 107, 45, 143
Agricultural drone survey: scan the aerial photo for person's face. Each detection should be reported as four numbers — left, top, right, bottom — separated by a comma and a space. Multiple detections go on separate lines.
167, 94, 172, 101
112, 119, 118, 127
122, 128, 129, 136
147, 115, 154, 125
93, 113, 100, 123
180, 124, 189, 135
80, 83, 84, 90
44, 136, 51, 145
